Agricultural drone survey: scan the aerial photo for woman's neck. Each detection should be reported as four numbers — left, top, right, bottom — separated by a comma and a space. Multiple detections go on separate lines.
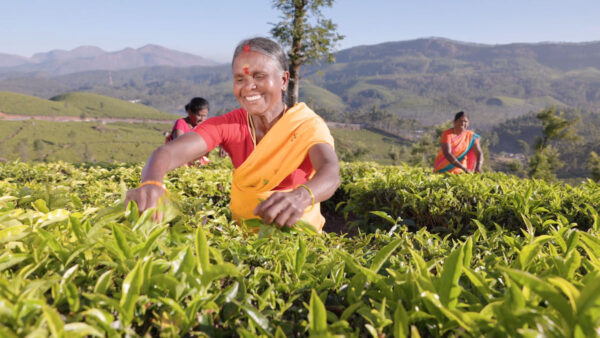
254, 103, 287, 134
453, 127, 465, 134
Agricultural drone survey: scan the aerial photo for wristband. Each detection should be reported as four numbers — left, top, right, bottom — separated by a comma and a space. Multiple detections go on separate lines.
139, 180, 167, 193
298, 184, 315, 211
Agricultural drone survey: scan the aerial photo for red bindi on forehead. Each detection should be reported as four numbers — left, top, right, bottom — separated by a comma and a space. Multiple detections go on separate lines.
242, 64, 249, 75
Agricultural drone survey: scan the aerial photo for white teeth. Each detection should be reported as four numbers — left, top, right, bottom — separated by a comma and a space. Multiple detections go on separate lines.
246, 95, 261, 101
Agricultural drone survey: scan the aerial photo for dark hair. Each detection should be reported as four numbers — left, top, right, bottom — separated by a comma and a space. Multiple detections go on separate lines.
454, 111, 467, 121
231, 37, 289, 103
185, 97, 209, 113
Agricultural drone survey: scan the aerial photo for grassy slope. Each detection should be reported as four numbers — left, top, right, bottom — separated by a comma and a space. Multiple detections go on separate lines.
0, 91, 175, 120
330, 127, 409, 164
0, 120, 168, 162
299, 81, 344, 112
0, 91, 81, 116
50, 92, 175, 119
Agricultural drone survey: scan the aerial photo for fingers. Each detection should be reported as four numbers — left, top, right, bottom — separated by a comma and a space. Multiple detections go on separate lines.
152, 210, 164, 223
274, 208, 300, 227
254, 192, 304, 227
124, 185, 166, 215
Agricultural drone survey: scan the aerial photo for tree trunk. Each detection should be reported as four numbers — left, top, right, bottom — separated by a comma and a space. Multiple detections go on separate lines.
286, 0, 306, 107
287, 62, 301, 107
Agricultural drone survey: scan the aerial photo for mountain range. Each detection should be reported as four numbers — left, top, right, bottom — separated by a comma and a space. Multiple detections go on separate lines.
1, 38, 599, 128
0, 45, 219, 75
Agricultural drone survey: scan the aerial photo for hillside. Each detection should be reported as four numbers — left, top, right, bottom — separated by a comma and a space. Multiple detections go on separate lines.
0, 38, 599, 126
304, 38, 600, 126
0, 91, 175, 120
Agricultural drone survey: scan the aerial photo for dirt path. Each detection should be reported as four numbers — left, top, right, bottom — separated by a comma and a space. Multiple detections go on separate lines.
0, 111, 172, 124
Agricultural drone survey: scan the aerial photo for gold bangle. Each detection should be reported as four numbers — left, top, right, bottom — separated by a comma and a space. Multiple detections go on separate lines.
139, 180, 167, 193
298, 184, 315, 211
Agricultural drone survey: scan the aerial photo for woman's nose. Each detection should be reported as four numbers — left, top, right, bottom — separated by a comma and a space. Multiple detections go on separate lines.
244, 78, 257, 90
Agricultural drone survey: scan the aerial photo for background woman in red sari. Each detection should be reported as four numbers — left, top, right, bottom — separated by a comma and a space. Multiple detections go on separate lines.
165, 97, 212, 165
166, 97, 209, 142
433, 111, 483, 174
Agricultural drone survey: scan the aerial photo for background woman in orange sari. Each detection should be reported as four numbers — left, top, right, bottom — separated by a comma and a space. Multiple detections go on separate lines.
434, 111, 483, 174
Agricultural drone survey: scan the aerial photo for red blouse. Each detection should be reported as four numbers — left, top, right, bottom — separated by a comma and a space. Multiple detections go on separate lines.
193, 108, 314, 190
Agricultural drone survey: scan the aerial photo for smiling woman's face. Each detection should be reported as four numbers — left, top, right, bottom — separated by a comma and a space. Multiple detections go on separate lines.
232, 51, 289, 117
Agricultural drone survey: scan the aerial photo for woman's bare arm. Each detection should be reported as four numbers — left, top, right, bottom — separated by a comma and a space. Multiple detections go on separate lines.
172, 129, 186, 140
125, 132, 208, 212
473, 141, 484, 173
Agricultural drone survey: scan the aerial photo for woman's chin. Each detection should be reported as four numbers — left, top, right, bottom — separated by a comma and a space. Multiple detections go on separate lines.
244, 106, 266, 116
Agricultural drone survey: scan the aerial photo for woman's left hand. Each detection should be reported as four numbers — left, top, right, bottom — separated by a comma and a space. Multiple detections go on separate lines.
254, 189, 311, 227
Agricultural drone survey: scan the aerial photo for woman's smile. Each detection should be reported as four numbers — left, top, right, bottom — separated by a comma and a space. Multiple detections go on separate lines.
245, 94, 262, 102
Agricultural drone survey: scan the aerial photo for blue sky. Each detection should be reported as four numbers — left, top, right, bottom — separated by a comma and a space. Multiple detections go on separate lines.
1, 0, 598, 62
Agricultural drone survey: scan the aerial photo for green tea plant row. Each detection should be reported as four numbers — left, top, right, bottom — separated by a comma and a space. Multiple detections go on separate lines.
1, 160, 600, 336
333, 162, 600, 234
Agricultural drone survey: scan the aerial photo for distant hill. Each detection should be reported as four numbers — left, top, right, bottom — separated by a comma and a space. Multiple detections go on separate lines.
0, 53, 30, 68
303, 38, 600, 126
0, 91, 176, 120
1, 38, 599, 126
0, 44, 219, 75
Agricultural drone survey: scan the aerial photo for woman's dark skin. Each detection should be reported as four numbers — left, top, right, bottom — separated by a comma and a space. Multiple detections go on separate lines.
125, 49, 340, 227
441, 115, 483, 173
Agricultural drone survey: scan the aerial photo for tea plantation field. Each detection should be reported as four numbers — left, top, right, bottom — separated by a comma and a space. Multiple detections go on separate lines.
1, 159, 600, 336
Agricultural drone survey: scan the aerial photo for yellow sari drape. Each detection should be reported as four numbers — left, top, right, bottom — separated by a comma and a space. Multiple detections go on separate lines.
229, 102, 334, 232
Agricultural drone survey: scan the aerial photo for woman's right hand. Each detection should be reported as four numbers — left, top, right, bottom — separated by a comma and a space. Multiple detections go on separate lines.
125, 184, 166, 214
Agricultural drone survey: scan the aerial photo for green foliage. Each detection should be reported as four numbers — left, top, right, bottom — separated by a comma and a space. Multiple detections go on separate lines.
1, 160, 600, 336
528, 146, 564, 181
587, 151, 600, 182
406, 121, 451, 168
533, 106, 579, 151
527, 107, 579, 181
487, 107, 600, 180
333, 162, 599, 234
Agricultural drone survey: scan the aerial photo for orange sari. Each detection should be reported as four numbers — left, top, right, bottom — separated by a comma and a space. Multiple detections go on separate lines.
433, 129, 480, 174
229, 102, 334, 232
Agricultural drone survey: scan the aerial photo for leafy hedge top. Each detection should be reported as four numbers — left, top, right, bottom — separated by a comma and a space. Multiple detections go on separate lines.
1, 160, 600, 336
